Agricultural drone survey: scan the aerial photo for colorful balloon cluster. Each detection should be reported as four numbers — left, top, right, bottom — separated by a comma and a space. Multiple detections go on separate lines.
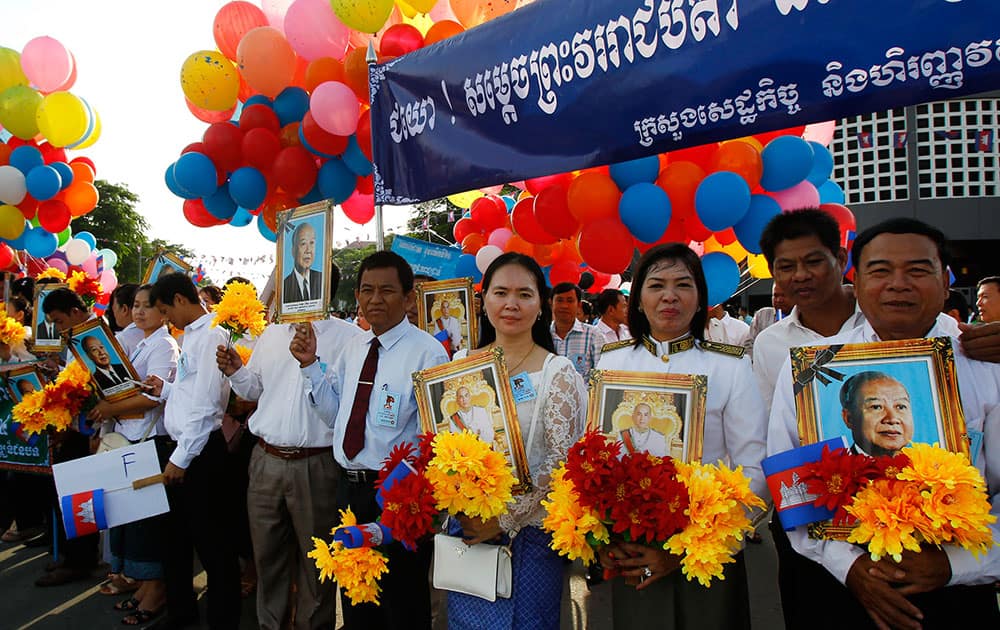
0, 37, 102, 268
170, 0, 481, 240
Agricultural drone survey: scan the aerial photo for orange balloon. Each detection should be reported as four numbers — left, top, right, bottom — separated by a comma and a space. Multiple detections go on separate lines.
566, 172, 620, 222
237, 26, 297, 98
305, 57, 345, 93
504, 234, 534, 255
260, 191, 296, 231
237, 73, 255, 102
656, 161, 704, 217
70, 161, 95, 184
423, 20, 464, 46
0, 143, 11, 166
711, 140, 763, 188
461, 232, 486, 254
517, 190, 533, 202
342, 47, 370, 103
63, 181, 98, 217
291, 54, 309, 89
279, 122, 301, 148
449, 0, 516, 28
533, 243, 555, 266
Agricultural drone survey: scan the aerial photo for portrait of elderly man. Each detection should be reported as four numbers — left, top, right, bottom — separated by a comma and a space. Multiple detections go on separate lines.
838, 371, 915, 457
433, 299, 463, 357
282, 221, 323, 304
619, 402, 668, 457
448, 384, 493, 444
83, 335, 132, 392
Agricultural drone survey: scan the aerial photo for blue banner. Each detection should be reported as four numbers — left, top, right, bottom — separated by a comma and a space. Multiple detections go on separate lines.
371, 0, 1000, 204
762, 436, 846, 530
390, 235, 463, 279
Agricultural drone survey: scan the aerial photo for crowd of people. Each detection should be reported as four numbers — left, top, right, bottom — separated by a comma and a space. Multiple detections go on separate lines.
0, 208, 998, 630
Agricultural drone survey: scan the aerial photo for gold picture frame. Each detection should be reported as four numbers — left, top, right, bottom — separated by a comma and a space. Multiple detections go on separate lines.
412, 347, 531, 493
31, 283, 68, 354
586, 369, 707, 463
142, 251, 194, 284
67, 319, 142, 403
415, 277, 477, 360
275, 201, 334, 323
5, 365, 46, 403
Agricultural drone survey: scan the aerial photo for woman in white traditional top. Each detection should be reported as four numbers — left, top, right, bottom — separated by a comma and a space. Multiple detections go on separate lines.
87, 284, 179, 625
449, 252, 586, 630
597, 243, 768, 630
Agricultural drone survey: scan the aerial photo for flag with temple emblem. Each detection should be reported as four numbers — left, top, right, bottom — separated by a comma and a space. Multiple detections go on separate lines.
60, 489, 108, 539
433, 327, 451, 356
762, 437, 846, 530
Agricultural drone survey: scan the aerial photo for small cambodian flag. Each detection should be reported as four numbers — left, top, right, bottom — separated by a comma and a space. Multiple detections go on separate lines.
761, 437, 846, 531
433, 327, 451, 356
333, 522, 395, 548
376, 460, 415, 509
60, 489, 108, 539
856, 132, 873, 148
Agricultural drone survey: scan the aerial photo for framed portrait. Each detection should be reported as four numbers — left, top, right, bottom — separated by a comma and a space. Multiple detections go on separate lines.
142, 251, 194, 284
412, 347, 531, 493
0, 384, 52, 474
67, 319, 141, 402
275, 201, 334, 323
5, 365, 45, 404
416, 278, 477, 360
586, 370, 708, 464
31, 283, 68, 353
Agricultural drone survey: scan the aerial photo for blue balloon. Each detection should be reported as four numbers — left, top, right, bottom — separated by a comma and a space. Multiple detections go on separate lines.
760, 136, 814, 192
9, 146, 43, 175
173, 152, 218, 198
273, 87, 309, 127
75, 231, 97, 249
609, 156, 659, 190
454, 254, 482, 283
818, 180, 846, 205
165, 163, 198, 199
733, 195, 781, 255
695, 171, 751, 231
806, 142, 834, 186
619, 183, 671, 243
701, 252, 740, 307
228, 167, 267, 210
230, 207, 254, 227
298, 124, 340, 159
244, 95, 272, 108
257, 214, 277, 242
318, 158, 357, 203
204, 183, 237, 220
343, 136, 372, 177
23, 227, 58, 258
50, 161, 74, 189
229, 99, 245, 124
25, 165, 62, 201
501, 196, 516, 212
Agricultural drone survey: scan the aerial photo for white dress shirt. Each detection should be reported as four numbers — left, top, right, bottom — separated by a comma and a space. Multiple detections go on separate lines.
704, 313, 751, 347
753, 303, 867, 412
160, 312, 231, 468
229, 317, 362, 447
114, 326, 178, 441
598, 336, 768, 501
302, 318, 449, 470
116, 322, 146, 358
766, 313, 1000, 586
622, 427, 668, 457
449, 405, 494, 444
594, 319, 631, 347
436, 314, 463, 353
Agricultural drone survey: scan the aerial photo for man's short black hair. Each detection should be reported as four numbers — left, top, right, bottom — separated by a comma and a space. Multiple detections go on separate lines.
357, 251, 414, 293
759, 208, 842, 266
944, 289, 969, 323
112, 283, 139, 311
977, 276, 1000, 291
596, 289, 624, 316
850, 218, 950, 271
551, 283, 581, 301
224, 276, 252, 288
42, 288, 87, 316
150, 273, 200, 307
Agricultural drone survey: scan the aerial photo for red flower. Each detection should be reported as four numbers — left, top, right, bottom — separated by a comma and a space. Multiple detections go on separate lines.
605, 452, 688, 544
873, 452, 912, 479
566, 431, 620, 509
379, 473, 439, 550
377, 442, 419, 489
800, 445, 887, 523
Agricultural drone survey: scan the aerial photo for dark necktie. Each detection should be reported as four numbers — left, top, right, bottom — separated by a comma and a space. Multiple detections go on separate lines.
302, 278, 310, 301
107, 369, 120, 385
343, 338, 380, 459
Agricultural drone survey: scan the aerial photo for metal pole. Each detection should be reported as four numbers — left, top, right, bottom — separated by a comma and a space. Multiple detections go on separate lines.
366, 41, 385, 251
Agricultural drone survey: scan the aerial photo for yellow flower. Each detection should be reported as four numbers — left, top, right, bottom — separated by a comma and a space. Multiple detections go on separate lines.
846, 478, 924, 562
896, 443, 986, 491
425, 431, 515, 520
0, 315, 26, 347
211, 281, 266, 341
541, 464, 609, 565
234, 345, 253, 366
37, 268, 67, 282
308, 507, 390, 606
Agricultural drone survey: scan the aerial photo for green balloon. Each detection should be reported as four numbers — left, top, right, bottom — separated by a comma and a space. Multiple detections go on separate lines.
57, 225, 72, 246
29, 216, 40, 228
0, 85, 42, 140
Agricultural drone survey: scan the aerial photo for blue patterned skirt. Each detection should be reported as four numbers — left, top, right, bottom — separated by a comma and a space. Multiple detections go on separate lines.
446, 526, 564, 630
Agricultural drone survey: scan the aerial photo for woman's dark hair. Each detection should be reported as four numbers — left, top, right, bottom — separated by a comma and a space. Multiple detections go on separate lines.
11, 277, 34, 303
199, 285, 223, 304
134, 284, 155, 304
477, 253, 556, 354
111, 284, 139, 314
628, 243, 708, 343
7, 295, 30, 325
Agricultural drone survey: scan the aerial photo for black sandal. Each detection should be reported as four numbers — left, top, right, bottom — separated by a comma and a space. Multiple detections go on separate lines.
113, 597, 140, 612
122, 608, 162, 626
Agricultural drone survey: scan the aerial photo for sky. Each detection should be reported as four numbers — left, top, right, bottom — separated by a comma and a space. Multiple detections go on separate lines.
3, 0, 412, 287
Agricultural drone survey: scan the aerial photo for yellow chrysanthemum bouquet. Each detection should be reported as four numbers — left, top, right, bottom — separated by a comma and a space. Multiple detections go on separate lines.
0, 314, 27, 348
210, 281, 266, 347
12, 361, 95, 435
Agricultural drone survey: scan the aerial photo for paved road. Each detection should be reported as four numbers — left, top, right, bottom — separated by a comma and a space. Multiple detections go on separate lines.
0, 527, 785, 629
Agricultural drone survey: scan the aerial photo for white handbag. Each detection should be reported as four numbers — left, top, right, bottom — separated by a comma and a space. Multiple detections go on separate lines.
432, 533, 512, 602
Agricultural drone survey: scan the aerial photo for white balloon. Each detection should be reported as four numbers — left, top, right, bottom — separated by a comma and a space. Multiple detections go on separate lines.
64, 238, 90, 265
606, 274, 622, 290
98, 248, 118, 268
0, 165, 27, 205
100, 269, 118, 293
475, 245, 503, 274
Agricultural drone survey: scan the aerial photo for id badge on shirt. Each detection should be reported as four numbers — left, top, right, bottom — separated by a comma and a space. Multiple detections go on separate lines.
571, 353, 587, 373
375, 385, 401, 427
177, 352, 190, 381
510, 371, 537, 403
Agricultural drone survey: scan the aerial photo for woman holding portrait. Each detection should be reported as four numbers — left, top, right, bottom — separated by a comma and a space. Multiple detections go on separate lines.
596, 243, 768, 630
449, 252, 587, 630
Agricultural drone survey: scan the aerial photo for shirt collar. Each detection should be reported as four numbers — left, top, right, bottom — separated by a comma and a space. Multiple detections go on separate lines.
642, 333, 695, 360
859, 312, 953, 343
185, 312, 214, 333
786, 301, 864, 332
371, 317, 411, 351
550, 319, 585, 338
135, 326, 170, 350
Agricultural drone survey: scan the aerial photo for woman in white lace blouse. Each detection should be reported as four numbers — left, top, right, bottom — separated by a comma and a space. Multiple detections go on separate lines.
449, 252, 586, 630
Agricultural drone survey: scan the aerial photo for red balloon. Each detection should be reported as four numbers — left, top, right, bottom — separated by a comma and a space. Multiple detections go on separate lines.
213, 1, 268, 60
202, 122, 245, 172
356, 174, 373, 195
37, 199, 71, 233
272, 146, 318, 197
69, 156, 96, 176
355, 110, 372, 160
301, 111, 349, 156
380, 24, 424, 58
26, 257, 48, 277
669, 142, 719, 169
679, 215, 713, 243
181, 142, 205, 155
470, 195, 506, 232
186, 98, 235, 124
453, 217, 484, 242
0, 243, 14, 270
657, 161, 705, 218
0, 143, 11, 166
511, 197, 556, 245
342, 190, 374, 224
715, 227, 738, 245
549, 259, 581, 286
578, 218, 633, 274
819, 202, 857, 248
239, 104, 281, 134
525, 173, 572, 195
533, 183, 578, 239
37, 142, 67, 165
241, 128, 281, 171
183, 199, 226, 227
18, 193, 38, 219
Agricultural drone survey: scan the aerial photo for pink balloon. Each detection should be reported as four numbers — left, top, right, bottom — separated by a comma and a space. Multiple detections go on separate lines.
284, 0, 350, 61
310, 81, 360, 136
82, 256, 99, 278
54, 52, 78, 92
606, 274, 622, 290
480, 184, 504, 195
100, 269, 118, 294
802, 121, 837, 147
261, 0, 295, 31
21, 36, 74, 93
475, 245, 503, 273
487, 228, 513, 249
341, 190, 374, 224
46, 258, 69, 274
429, 0, 458, 21
770, 181, 820, 212
688, 241, 705, 257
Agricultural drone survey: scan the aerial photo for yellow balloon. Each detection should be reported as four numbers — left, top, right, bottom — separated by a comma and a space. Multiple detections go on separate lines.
400, 0, 437, 14
747, 254, 772, 279
396, 0, 419, 18
447, 190, 481, 209
0, 205, 26, 241
35, 91, 88, 147
180, 50, 239, 112
0, 85, 42, 140
702, 235, 723, 254
403, 11, 435, 34
0, 48, 28, 93
721, 240, 748, 261
73, 108, 102, 150
333, 0, 395, 33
